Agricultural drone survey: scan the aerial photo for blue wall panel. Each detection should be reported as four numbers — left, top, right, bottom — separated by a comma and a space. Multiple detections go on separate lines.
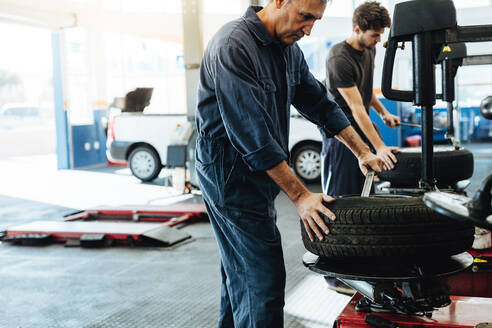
72, 125, 101, 168
370, 98, 400, 147
93, 109, 108, 163
71, 111, 108, 168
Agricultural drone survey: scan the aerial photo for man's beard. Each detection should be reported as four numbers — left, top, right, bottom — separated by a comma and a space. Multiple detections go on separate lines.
358, 35, 375, 49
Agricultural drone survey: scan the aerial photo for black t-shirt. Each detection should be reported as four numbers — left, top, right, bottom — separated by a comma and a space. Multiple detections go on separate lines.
325, 41, 375, 122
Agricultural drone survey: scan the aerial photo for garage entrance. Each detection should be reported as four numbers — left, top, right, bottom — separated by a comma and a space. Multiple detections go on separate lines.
0, 22, 56, 160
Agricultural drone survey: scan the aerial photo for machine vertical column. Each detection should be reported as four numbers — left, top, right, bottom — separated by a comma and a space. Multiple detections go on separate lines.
412, 32, 436, 188
442, 59, 455, 138
421, 104, 435, 187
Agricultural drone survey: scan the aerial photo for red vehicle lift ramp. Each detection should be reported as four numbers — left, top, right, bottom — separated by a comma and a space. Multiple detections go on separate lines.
3, 202, 208, 247
64, 203, 207, 222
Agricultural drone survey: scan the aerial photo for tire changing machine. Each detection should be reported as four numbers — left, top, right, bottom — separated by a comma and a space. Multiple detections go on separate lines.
304, 1, 492, 326
377, 43, 492, 197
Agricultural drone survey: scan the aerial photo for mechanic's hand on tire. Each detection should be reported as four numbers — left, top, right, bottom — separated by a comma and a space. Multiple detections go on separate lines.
295, 191, 336, 242
376, 146, 399, 170
358, 152, 383, 176
382, 113, 401, 128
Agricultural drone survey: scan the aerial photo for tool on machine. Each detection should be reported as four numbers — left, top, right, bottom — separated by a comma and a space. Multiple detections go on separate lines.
398, 121, 443, 131
361, 170, 375, 197
424, 174, 492, 231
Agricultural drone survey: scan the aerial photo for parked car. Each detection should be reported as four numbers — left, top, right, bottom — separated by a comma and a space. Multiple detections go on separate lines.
289, 112, 322, 183
0, 103, 53, 130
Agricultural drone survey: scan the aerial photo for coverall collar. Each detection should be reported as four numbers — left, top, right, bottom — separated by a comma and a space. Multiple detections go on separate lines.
243, 6, 274, 47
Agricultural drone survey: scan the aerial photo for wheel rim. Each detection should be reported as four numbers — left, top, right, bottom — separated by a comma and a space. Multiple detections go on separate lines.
295, 149, 321, 180
400, 145, 457, 153
130, 150, 156, 179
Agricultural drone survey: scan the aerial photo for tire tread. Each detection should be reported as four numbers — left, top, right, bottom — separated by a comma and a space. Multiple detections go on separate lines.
301, 196, 474, 259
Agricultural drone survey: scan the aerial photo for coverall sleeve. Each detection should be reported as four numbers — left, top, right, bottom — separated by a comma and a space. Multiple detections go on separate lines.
214, 40, 288, 172
292, 51, 351, 138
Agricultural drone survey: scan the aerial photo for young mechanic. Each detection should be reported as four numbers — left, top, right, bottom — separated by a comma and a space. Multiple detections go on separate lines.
322, 1, 400, 196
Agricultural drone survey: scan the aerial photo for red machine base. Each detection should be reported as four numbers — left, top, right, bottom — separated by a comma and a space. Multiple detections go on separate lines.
336, 293, 492, 328
445, 248, 492, 298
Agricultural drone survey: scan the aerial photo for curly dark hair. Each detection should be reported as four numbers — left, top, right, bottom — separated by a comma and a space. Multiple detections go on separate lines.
353, 1, 391, 31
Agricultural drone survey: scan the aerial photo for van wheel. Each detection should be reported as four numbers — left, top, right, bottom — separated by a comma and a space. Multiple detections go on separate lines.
301, 196, 474, 260
292, 143, 322, 184
129, 146, 161, 182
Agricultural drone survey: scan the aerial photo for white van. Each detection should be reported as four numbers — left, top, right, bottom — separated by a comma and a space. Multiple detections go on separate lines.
107, 110, 323, 184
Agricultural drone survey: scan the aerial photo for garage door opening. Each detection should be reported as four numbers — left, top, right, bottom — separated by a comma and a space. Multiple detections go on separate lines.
0, 22, 56, 163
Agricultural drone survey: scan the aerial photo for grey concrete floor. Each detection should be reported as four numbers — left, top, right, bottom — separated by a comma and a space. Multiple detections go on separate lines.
0, 155, 349, 328
0, 142, 490, 328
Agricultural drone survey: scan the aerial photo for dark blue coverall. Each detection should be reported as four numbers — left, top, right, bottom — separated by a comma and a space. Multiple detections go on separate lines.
195, 6, 350, 328
322, 41, 378, 196
321, 122, 379, 196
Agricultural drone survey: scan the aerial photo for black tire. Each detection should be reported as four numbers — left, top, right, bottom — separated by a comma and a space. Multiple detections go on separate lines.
378, 146, 473, 187
301, 196, 474, 260
128, 146, 161, 182
292, 143, 322, 184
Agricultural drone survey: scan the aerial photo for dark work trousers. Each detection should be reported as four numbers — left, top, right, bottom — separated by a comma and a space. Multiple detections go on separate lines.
321, 122, 380, 196
195, 136, 285, 328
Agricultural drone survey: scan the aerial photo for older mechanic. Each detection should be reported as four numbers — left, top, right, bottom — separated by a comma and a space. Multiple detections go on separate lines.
195, 0, 383, 326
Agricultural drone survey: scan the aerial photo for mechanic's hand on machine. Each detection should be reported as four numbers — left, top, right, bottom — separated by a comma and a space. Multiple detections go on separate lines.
382, 113, 401, 128
294, 191, 336, 242
357, 152, 384, 176
376, 145, 399, 170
